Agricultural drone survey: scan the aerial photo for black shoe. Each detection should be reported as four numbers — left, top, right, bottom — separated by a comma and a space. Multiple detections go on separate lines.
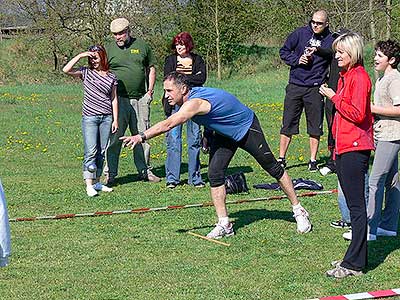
106, 176, 116, 187
308, 160, 319, 172
277, 157, 286, 169
166, 182, 178, 189
330, 220, 351, 229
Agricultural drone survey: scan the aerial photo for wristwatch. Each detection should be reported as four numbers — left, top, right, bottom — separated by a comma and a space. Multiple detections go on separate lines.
139, 132, 147, 142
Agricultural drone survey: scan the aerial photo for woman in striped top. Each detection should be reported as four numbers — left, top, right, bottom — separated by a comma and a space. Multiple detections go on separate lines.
63, 45, 118, 197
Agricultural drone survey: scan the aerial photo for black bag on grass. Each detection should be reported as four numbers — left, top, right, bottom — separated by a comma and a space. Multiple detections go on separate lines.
225, 172, 249, 194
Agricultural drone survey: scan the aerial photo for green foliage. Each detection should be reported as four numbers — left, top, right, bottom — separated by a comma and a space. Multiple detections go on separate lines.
1, 0, 400, 83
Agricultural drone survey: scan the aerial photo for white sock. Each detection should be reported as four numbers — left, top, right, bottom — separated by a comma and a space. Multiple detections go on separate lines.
292, 203, 302, 211
218, 217, 229, 226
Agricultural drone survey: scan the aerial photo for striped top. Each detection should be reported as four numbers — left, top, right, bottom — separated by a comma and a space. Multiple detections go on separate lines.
176, 56, 193, 75
80, 67, 117, 116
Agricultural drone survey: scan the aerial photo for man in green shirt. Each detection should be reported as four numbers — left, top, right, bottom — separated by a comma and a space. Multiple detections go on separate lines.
105, 17, 160, 184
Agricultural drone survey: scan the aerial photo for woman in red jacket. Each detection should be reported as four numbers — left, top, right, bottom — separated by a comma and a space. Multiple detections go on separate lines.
320, 32, 374, 278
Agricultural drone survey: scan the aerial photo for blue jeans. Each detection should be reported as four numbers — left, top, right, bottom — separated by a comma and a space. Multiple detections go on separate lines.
165, 106, 203, 185
367, 140, 400, 235
337, 172, 369, 224
82, 115, 112, 180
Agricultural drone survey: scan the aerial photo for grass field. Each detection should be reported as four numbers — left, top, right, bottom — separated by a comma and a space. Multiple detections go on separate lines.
0, 70, 399, 300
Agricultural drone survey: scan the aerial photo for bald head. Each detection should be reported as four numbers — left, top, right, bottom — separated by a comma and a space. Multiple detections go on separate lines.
311, 10, 329, 34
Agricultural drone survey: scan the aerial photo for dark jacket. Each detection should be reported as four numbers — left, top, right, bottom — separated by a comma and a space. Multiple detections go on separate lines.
280, 23, 334, 87
162, 53, 206, 116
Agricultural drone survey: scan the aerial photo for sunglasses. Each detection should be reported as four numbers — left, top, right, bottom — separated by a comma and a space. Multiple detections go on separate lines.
88, 45, 102, 52
311, 20, 325, 26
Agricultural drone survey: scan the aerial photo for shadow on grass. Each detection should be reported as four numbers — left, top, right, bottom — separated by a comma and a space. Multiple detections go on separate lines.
285, 156, 331, 170
112, 165, 254, 186
367, 237, 400, 272
175, 208, 293, 235
286, 162, 308, 170
230, 209, 294, 233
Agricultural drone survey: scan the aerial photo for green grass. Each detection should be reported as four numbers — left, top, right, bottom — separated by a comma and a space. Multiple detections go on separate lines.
0, 70, 399, 300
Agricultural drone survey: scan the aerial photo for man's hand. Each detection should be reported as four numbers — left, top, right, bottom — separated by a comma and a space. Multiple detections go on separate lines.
299, 54, 309, 65
120, 135, 142, 149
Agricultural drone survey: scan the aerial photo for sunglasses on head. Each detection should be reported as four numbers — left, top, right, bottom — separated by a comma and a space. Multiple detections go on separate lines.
88, 45, 102, 52
311, 20, 325, 26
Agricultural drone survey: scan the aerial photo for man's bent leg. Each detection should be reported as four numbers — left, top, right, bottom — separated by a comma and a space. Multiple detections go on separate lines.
278, 171, 312, 233
206, 134, 237, 238
278, 171, 298, 206
207, 185, 234, 239
210, 185, 228, 218
241, 115, 311, 233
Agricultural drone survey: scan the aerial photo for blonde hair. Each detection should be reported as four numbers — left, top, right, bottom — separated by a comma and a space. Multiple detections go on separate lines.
333, 32, 364, 68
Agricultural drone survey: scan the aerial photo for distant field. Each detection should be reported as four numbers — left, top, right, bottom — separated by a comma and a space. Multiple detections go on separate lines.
0, 70, 399, 300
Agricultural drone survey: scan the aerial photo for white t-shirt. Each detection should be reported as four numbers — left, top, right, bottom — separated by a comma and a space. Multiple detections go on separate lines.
373, 69, 400, 141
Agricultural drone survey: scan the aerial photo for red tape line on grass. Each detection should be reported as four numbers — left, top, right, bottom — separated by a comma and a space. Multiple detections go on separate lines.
9, 189, 337, 223
308, 288, 400, 300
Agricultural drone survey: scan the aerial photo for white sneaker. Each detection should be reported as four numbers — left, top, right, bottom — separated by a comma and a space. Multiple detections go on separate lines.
319, 166, 333, 176
342, 230, 376, 241
206, 222, 234, 239
93, 182, 113, 192
377, 227, 397, 237
293, 207, 312, 233
86, 185, 98, 197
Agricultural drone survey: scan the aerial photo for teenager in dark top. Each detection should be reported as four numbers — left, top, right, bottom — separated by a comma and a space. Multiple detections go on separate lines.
63, 45, 118, 197
162, 32, 206, 188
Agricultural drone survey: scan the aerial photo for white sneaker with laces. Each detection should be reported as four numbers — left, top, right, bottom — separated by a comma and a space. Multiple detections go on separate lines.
86, 185, 98, 197
377, 227, 397, 237
293, 207, 312, 233
93, 182, 113, 192
206, 222, 234, 239
342, 230, 376, 241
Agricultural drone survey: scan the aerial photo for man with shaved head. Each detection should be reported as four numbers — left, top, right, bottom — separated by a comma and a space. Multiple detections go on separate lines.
278, 10, 334, 172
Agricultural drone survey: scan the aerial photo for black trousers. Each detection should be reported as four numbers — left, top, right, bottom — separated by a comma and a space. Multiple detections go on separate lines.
208, 115, 284, 187
336, 150, 370, 271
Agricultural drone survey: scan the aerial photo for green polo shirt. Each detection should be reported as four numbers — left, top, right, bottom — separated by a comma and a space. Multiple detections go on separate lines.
106, 37, 156, 99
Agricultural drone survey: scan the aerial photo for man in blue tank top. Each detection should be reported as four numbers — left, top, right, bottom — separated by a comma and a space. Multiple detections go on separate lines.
121, 72, 312, 238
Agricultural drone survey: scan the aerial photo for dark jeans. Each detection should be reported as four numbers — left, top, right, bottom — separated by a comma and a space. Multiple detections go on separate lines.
208, 115, 284, 187
336, 150, 371, 271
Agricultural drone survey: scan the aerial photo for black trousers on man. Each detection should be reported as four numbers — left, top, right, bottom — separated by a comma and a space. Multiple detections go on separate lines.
208, 115, 284, 187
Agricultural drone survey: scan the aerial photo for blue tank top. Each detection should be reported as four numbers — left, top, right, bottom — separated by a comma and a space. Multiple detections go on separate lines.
189, 87, 254, 141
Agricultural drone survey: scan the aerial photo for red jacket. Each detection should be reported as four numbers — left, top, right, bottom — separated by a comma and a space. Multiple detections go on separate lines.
331, 65, 374, 155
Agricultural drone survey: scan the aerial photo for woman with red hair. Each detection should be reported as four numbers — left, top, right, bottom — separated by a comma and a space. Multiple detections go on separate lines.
63, 45, 119, 197
163, 32, 207, 188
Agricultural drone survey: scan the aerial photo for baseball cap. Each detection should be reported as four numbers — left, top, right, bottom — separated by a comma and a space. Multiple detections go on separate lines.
110, 18, 129, 33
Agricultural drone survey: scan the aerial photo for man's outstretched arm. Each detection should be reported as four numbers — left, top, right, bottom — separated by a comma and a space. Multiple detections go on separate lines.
120, 98, 207, 149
